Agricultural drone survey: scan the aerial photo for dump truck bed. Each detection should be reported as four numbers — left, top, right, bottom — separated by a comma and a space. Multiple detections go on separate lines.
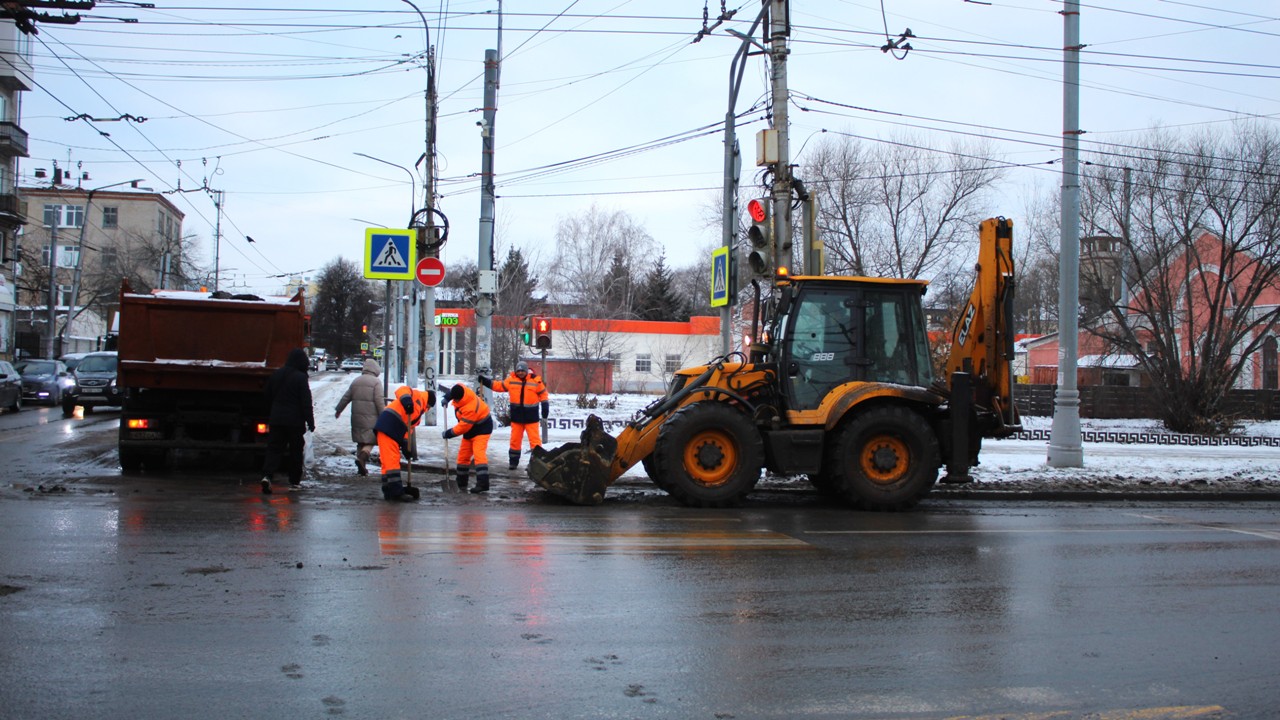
117, 288, 308, 393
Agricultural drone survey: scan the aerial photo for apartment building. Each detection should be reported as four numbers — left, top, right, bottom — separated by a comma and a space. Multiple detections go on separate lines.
0, 21, 31, 361
15, 185, 185, 358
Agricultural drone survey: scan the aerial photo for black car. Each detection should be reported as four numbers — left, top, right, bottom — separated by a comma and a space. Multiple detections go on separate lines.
63, 351, 123, 417
15, 359, 75, 406
0, 360, 21, 413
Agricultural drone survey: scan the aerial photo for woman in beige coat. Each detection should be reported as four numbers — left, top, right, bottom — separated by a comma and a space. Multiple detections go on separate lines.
334, 359, 382, 475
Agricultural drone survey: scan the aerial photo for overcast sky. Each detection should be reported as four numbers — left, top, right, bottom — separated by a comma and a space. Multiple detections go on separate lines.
17, 1, 1279, 295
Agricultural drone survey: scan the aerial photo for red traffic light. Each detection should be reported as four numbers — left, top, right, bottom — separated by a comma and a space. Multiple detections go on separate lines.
534, 316, 553, 350
746, 198, 768, 223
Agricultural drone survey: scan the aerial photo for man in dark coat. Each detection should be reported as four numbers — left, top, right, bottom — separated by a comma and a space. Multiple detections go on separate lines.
261, 347, 315, 494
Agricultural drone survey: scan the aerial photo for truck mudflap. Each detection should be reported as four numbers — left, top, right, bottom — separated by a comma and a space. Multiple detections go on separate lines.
527, 414, 617, 505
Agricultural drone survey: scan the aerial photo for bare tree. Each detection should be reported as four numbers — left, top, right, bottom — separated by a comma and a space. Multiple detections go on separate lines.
806, 132, 1004, 282
544, 206, 658, 392
1081, 124, 1280, 433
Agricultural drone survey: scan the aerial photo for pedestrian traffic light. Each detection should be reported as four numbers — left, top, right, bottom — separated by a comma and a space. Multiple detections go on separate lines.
520, 315, 534, 346
534, 316, 552, 350
745, 197, 774, 279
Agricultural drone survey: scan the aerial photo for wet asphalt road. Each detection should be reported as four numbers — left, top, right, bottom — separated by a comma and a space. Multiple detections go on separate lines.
2, 406, 1279, 718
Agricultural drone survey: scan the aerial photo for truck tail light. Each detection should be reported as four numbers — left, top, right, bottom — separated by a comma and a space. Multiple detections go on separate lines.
256, 423, 269, 435
127, 419, 151, 430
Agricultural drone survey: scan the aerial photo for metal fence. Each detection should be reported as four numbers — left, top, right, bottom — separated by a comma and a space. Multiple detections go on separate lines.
1015, 384, 1280, 421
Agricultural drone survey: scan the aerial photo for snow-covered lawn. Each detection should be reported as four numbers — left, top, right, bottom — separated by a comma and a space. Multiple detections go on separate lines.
308, 373, 1280, 491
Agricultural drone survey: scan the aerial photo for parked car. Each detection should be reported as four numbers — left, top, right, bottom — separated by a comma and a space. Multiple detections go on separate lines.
0, 360, 22, 413
62, 351, 123, 417
340, 357, 364, 372
14, 359, 74, 405
60, 352, 91, 372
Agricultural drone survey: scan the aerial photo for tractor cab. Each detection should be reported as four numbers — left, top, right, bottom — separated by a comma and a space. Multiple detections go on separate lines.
771, 276, 935, 412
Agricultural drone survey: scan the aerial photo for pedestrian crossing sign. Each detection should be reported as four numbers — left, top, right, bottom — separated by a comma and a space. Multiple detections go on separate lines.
710, 245, 733, 307
363, 228, 417, 280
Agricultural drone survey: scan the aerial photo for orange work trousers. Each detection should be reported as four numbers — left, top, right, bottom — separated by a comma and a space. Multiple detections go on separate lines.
456, 432, 491, 469
509, 421, 542, 451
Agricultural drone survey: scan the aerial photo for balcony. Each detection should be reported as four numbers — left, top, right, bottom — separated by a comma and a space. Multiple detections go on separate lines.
0, 122, 28, 157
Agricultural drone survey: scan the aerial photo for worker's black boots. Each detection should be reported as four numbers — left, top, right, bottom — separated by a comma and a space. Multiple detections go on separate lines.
508, 450, 520, 470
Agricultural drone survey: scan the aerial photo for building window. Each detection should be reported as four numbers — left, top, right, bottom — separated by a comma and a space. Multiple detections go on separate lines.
58, 284, 74, 308
158, 211, 176, 240
664, 354, 681, 373
43, 245, 79, 268
609, 352, 622, 373
43, 204, 84, 229
102, 206, 118, 228
635, 353, 651, 373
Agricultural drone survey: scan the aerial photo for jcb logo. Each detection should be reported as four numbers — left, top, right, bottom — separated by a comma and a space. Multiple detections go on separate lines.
810, 352, 835, 362
957, 304, 977, 346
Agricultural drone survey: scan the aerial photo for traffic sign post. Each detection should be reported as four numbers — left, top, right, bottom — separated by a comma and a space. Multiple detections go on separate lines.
363, 228, 417, 281
416, 256, 446, 287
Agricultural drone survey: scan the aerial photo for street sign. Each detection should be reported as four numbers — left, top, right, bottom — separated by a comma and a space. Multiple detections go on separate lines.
416, 256, 446, 287
710, 246, 731, 308
363, 228, 416, 281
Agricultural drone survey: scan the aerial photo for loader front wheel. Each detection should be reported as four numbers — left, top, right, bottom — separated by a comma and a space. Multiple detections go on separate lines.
653, 402, 763, 508
831, 405, 939, 511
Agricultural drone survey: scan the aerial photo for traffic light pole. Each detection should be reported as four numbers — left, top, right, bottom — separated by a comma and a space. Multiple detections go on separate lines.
720, 5, 767, 356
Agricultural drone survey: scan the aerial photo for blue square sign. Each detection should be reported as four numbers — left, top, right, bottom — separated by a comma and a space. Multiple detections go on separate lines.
364, 228, 416, 280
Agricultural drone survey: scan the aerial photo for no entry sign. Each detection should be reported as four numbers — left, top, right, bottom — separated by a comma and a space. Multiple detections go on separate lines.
416, 256, 446, 287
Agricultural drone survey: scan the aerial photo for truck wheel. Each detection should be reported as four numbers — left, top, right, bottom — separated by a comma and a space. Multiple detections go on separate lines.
652, 402, 763, 508
119, 447, 143, 473
830, 405, 939, 511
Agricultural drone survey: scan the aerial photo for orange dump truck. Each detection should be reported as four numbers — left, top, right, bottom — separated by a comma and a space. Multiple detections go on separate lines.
115, 281, 309, 472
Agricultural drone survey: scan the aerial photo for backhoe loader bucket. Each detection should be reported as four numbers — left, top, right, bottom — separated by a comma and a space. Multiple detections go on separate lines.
527, 414, 618, 505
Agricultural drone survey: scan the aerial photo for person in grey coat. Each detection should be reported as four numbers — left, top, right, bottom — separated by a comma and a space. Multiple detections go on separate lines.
334, 358, 382, 476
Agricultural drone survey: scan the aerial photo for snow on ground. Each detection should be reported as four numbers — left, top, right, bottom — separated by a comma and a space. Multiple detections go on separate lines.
307, 372, 1280, 491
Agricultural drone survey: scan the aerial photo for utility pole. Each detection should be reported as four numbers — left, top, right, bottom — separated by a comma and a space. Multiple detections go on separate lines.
1048, 0, 1084, 468
768, 0, 792, 277
475, 48, 499, 399
211, 189, 224, 292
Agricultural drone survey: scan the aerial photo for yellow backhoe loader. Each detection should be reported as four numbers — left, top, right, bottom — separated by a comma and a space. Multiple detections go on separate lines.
529, 217, 1020, 510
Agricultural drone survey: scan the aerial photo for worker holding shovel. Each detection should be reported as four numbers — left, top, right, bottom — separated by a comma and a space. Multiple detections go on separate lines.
440, 383, 494, 494
373, 385, 435, 501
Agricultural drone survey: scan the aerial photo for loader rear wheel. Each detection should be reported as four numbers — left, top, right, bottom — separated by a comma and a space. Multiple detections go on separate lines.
652, 402, 763, 508
830, 405, 939, 511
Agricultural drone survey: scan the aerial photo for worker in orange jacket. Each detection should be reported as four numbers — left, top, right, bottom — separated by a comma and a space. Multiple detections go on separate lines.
372, 385, 435, 501
440, 383, 494, 493
479, 360, 550, 470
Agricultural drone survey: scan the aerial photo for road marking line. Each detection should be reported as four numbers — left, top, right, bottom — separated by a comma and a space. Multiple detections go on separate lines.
1127, 513, 1280, 541
379, 529, 812, 553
